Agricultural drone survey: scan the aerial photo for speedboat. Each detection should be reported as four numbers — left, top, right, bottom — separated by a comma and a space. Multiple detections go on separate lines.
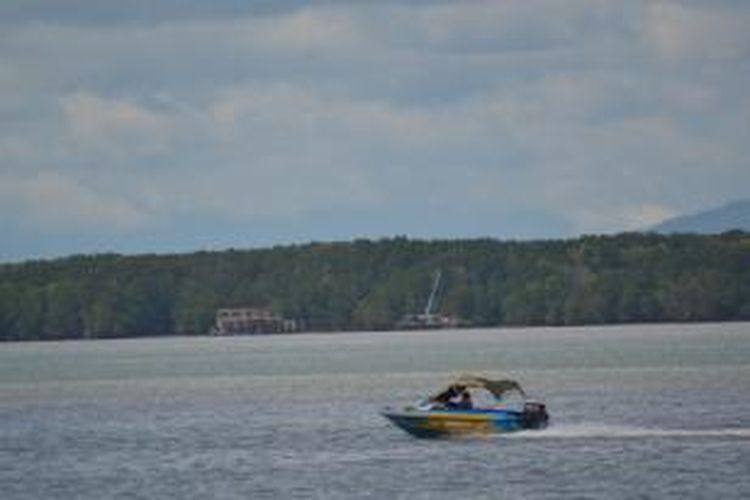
381, 375, 549, 438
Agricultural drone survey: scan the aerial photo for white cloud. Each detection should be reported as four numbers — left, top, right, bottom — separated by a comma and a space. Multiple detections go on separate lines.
2, 1, 750, 253
645, 2, 750, 62
146, 157, 379, 222
209, 83, 472, 150
566, 201, 679, 234
622, 203, 677, 230
0, 172, 148, 230
255, 8, 364, 55
60, 92, 178, 156
460, 66, 750, 233
417, 0, 593, 51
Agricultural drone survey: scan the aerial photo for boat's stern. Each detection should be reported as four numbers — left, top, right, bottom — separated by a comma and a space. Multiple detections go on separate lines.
521, 401, 549, 429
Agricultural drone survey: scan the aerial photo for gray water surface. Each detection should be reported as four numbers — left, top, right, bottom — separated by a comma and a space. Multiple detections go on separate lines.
1, 323, 749, 499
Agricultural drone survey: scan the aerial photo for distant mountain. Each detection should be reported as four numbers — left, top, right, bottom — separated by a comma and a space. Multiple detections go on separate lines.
652, 199, 750, 234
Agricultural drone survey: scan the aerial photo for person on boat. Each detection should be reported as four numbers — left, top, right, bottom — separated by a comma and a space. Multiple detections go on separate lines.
445, 387, 473, 409
445, 389, 473, 409
430, 384, 463, 408
455, 390, 473, 410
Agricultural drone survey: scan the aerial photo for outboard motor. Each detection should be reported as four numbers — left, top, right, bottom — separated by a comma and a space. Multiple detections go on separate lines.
521, 401, 549, 429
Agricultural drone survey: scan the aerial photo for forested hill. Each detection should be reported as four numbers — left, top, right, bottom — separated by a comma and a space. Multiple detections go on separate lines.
2, 232, 750, 341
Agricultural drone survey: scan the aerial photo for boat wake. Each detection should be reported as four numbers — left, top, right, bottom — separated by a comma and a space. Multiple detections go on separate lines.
501, 423, 750, 440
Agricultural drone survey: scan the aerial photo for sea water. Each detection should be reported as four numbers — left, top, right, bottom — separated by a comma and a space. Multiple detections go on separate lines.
1, 323, 748, 499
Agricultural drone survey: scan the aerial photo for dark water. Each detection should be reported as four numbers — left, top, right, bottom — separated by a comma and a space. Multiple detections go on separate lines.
1, 323, 749, 499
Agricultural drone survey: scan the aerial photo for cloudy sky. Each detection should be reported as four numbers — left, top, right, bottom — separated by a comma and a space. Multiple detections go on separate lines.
1, 0, 749, 260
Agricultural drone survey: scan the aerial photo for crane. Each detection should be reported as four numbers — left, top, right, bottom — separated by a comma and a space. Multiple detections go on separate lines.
396, 269, 458, 329
423, 270, 442, 318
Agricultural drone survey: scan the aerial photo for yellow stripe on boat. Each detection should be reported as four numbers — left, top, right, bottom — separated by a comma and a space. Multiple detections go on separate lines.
419, 412, 496, 434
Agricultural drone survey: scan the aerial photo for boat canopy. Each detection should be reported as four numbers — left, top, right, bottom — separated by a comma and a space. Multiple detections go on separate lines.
451, 375, 526, 399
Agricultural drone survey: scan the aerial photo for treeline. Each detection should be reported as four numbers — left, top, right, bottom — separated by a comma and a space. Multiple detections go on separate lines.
2, 232, 750, 340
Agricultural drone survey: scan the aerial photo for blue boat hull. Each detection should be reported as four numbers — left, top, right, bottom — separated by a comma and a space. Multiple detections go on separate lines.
382, 408, 548, 438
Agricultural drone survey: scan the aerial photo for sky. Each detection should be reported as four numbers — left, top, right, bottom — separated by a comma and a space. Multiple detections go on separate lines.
1, 0, 749, 261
